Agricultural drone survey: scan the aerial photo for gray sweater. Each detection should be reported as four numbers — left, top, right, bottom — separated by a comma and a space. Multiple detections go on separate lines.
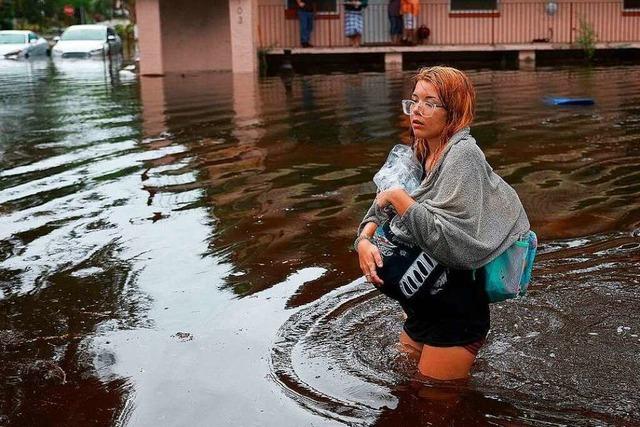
358, 127, 530, 269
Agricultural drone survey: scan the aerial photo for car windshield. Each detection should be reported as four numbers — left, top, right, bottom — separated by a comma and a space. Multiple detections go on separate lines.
0, 34, 26, 44
61, 28, 105, 41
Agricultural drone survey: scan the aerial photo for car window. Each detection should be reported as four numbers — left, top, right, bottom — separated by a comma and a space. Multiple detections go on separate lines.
0, 33, 27, 44
107, 28, 115, 37
28, 33, 38, 42
61, 27, 106, 41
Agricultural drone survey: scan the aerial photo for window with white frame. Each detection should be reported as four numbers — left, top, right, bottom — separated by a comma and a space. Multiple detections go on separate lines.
451, 0, 498, 11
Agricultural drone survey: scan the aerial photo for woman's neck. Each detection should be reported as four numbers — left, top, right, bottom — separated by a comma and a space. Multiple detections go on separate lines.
425, 137, 441, 168
425, 137, 440, 154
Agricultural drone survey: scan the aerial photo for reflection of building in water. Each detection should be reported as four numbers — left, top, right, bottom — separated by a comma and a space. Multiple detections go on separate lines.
139, 72, 410, 302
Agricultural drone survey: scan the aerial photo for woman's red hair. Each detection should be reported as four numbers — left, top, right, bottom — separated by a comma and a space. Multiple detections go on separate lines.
410, 66, 476, 169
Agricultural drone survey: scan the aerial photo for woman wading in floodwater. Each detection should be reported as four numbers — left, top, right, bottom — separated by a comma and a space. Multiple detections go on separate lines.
355, 66, 530, 380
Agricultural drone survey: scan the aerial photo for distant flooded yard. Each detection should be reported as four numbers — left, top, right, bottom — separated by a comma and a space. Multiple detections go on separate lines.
1, 59, 639, 426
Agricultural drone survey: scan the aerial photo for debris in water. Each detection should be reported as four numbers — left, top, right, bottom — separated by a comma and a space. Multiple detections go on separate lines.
172, 332, 194, 342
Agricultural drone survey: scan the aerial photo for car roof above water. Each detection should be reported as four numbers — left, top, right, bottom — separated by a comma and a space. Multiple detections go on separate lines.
65, 24, 109, 30
0, 30, 32, 35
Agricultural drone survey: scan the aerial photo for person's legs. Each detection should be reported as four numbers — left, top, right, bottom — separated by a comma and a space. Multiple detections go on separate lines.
307, 12, 314, 43
345, 11, 356, 46
417, 344, 477, 380
402, 13, 416, 44
389, 15, 402, 44
298, 10, 307, 45
298, 10, 312, 46
354, 13, 363, 47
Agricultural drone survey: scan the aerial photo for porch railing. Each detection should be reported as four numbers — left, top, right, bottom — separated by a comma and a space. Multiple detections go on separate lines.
257, 1, 640, 48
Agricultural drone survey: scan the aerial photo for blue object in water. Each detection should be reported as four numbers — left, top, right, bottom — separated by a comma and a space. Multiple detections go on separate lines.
545, 97, 595, 106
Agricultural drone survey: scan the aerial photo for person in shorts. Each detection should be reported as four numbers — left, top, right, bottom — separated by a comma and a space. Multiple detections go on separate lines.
344, 0, 368, 47
355, 67, 530, 380
400, 0, 419, 44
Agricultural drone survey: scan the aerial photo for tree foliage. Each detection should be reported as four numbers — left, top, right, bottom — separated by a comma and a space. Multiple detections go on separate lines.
0, 0, 135, 29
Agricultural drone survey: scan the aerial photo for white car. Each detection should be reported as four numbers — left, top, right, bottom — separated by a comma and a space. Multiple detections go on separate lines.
51, 24, 122, 58
0, 30, 49, 59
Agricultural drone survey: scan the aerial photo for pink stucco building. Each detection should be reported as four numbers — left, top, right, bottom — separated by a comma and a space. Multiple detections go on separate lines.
136, 0, 258, 74
136, 0, 640, 75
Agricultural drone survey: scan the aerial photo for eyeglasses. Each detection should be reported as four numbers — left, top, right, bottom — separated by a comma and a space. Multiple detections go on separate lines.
401, 99, 445, 117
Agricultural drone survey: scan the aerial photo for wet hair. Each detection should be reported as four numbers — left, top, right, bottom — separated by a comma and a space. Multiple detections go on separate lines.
409, 66, 476, 169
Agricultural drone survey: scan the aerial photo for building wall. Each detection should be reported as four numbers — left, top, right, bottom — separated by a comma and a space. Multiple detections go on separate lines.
160, 0, 232, 72
137, 0, 164, 75
257, 0, 640, 47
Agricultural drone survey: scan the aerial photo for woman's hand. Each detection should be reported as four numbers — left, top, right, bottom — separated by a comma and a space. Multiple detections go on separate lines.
375, 188, 397, 209
375, 188, 416, 216
357, 239, 384, 287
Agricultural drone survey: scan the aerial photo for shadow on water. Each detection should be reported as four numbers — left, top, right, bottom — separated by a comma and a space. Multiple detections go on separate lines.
1, 60, 640, 425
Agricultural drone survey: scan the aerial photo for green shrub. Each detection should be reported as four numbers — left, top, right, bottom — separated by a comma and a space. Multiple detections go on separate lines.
576, 18, 597, 61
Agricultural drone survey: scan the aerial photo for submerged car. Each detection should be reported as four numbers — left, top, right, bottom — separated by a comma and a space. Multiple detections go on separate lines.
51, 24, 122, 58
0, 30, 49, 59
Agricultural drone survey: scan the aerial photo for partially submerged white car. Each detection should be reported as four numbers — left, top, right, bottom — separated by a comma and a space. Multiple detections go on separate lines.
51, 24, 122, 58
0, 30, 49, 59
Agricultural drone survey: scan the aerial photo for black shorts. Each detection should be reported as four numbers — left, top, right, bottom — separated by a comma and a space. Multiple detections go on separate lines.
377, 266, 490, 347
400, 269, 490, 346
373, 224, 490, 347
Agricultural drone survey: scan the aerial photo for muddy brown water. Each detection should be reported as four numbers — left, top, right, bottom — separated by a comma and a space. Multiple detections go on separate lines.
1, 59, 639, 426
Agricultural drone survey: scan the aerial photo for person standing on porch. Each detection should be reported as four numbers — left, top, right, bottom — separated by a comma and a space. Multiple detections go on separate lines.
388, 0, 403, 45
297, 0, 316, 48
344, 0, 368, 47
400, 0, 419, 45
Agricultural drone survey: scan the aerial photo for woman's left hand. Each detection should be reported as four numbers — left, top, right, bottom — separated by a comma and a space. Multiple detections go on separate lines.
376, 188, 401, 208
375, 188, 416, 216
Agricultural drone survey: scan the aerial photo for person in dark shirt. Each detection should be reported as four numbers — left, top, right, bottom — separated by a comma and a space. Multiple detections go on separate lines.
388, 0, 403, 45
296, 0, 315, 48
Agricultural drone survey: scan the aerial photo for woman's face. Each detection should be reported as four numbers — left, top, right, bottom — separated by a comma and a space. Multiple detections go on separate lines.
410, 80, 448, 142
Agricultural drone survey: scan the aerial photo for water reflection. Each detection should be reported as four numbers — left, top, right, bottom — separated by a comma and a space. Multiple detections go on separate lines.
139, 72, 414, 303
1, 57, 145, 424
140, 67, 640, 302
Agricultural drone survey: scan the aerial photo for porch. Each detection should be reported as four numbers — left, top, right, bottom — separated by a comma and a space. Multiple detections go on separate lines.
258, 0, 640, 48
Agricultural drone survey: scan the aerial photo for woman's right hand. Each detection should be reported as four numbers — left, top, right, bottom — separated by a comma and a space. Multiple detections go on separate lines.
357, 240, 384, 286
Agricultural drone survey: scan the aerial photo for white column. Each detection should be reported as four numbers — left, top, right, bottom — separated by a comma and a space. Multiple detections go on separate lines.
229, 0, 258, 73
136, 0, 164, 76
385, 52, 403, 71
518, 50, 536, 70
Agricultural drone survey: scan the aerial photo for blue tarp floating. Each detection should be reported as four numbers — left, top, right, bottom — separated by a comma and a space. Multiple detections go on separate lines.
545, 97, 595, 106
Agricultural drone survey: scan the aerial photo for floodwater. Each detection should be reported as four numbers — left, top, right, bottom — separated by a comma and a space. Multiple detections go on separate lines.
1, 58, 639, 426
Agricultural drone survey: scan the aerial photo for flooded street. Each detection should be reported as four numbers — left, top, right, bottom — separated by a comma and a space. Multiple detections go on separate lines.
1, 59, 640, 426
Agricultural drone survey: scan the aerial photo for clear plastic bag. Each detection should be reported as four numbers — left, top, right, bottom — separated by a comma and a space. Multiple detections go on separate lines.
373, 144, 423, 192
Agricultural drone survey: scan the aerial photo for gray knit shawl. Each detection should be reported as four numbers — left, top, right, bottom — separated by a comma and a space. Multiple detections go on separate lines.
358, 127, 530, 269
